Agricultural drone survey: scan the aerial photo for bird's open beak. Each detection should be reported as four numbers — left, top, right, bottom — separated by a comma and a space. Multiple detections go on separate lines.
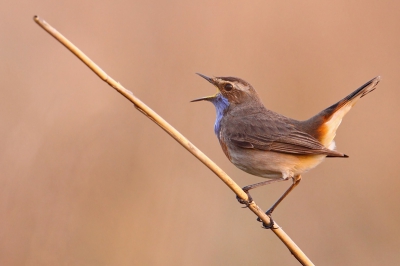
191, 73, 218, 102
196, 73, 216, 84
190, 95, 216, 102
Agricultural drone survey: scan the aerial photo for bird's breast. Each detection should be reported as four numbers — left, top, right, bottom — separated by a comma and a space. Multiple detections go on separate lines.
218, 131, 232, 161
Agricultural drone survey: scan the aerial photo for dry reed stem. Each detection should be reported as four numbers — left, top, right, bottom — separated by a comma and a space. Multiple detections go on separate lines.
33, 15, 314, 266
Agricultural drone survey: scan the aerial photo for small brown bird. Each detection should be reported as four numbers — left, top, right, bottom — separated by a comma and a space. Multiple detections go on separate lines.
192, 74, 380, 228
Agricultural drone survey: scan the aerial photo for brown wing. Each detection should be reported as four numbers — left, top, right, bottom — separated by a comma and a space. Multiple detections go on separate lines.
223, 110, 346, 157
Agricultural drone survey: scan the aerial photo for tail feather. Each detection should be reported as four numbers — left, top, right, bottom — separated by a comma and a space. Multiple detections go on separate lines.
327, 76, 380, 113
306, 76, 380, 149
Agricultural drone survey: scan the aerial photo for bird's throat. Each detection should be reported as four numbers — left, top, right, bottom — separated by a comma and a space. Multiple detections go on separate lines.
211, 94, 230, 136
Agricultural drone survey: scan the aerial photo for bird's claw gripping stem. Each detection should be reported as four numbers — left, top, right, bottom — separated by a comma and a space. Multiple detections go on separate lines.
257, 211, 275, 229
236, 191, 253, 208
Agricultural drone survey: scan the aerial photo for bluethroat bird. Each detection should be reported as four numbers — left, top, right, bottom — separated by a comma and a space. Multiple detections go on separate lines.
192, 73, 380, 228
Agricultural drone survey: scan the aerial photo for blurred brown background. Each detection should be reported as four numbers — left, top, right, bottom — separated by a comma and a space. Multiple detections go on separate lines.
1, 1, 399, 265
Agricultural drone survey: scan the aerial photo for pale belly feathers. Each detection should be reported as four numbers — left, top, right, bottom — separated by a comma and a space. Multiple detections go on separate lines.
225, 142, 326, 180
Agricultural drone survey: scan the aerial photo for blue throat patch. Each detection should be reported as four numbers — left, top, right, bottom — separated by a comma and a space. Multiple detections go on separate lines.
210, 93, 230, 136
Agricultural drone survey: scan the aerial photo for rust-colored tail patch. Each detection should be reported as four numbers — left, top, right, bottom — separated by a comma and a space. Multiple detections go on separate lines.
310, 76, 380, 148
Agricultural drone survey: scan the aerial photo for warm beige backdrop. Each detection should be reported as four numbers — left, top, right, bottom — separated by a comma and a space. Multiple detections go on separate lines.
1, 1, 399, 265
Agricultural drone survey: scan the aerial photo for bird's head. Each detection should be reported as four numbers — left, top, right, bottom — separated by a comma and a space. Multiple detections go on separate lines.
191, 73, 259, 105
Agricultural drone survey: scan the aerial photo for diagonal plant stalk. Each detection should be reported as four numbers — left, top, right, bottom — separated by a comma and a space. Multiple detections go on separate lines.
33, 16, 314, 266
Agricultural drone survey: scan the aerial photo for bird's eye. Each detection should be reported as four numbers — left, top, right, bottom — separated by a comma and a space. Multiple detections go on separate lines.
224, 83, 233, 91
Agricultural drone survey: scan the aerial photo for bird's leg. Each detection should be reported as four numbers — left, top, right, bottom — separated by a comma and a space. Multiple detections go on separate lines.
236, 178, 287, 207
257, 175, 302, 229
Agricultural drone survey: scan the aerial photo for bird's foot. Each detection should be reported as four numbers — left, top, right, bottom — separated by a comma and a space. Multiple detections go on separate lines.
236, 192, 253, 208
257, 210, 275, 229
